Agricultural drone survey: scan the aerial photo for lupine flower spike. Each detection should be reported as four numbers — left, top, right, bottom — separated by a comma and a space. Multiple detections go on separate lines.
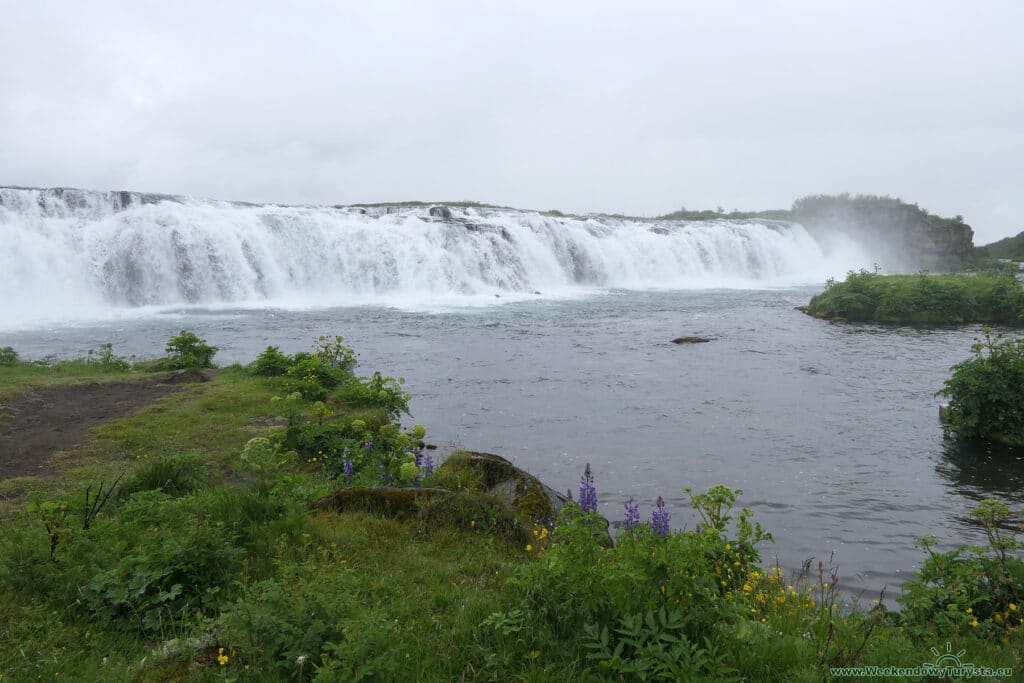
423, 451, 434, 477
579, 463, 597, 513
623, 499, 640, 530
652, 496, 671, 537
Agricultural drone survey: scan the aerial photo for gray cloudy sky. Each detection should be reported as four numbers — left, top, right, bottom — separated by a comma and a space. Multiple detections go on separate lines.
2, 0, 1022, 242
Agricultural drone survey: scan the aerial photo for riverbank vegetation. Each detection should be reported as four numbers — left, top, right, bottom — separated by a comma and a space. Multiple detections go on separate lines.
940, 331, 1024, 447
1, 335, 1023, 680
802, 270, 1024, 325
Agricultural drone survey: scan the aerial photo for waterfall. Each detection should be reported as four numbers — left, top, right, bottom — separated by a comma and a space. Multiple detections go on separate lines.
0, 186, 868, 327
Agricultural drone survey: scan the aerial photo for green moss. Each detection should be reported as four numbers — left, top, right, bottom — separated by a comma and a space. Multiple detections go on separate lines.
307, 486, 443, 519
433, 451, 561, 527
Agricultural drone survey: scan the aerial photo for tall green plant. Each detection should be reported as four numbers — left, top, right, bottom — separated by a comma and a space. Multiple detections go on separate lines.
166, 331, 218, 369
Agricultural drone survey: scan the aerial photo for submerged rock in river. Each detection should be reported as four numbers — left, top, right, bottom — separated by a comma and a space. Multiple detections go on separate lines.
671, 336, 711, 344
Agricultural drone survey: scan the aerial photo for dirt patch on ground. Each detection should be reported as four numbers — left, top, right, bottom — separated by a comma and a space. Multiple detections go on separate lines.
0, 372, 208, 480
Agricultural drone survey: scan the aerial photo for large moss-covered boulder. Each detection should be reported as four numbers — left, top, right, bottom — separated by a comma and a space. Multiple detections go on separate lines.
432, 451, 569, 527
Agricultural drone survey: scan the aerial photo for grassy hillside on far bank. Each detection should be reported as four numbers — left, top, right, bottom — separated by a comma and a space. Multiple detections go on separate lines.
980, 230, 1024, 261
802, 270, 1024, 325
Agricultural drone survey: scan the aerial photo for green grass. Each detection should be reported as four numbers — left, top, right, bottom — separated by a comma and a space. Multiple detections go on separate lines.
3, 343, 1024, 681
0, 359, 151, 402
803, 270, 1024, 325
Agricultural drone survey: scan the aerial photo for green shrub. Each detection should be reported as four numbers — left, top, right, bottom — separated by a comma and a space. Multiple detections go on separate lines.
511, 486, 772, 642
72, 491, 244, 634
805, 271, 1024, 325
335, 371, 411, 419
0, 346, 19, 366
312, 335, 358, 374
899, 499, 1024, 637
940, 331, 1024, 446
250, 345, 292, 377
165, 330, 218, 369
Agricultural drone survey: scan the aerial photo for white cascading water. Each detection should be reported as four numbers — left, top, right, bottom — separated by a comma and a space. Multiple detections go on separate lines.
0, 187, 869, 328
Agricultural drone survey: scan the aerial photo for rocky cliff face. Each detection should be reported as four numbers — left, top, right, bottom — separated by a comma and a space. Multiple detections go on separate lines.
790, 195, 974, 269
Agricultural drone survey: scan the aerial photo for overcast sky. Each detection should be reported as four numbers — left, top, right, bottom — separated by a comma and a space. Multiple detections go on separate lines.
2, 1, 1022, 242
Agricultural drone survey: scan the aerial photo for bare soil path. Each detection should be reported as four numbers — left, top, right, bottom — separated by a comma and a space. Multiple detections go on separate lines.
0, 376, 192, 479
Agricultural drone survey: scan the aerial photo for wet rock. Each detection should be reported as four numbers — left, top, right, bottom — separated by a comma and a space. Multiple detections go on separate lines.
443, 451, 568, 526
428, 206, 452, 219
671, 336, 711, 344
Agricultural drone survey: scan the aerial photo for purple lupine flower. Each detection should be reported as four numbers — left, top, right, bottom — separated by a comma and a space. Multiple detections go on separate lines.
342, 459, 354, 486
623, 499, 640, 530
423, 451, 434, 478
379, 461, 388, 485
363, 440, 374, 451
651, 496, 671, 537
412, 446, 423, 468
579, 463, 597, 514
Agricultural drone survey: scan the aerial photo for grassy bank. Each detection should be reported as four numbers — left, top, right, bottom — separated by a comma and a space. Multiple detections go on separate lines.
802, 270, 1024, 325
2, 337, 1023, 681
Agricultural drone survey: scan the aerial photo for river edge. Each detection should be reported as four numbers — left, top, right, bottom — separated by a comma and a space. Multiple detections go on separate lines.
1, 353, 1023, 680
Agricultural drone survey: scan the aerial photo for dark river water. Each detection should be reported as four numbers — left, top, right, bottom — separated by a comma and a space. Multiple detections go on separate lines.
4, 286, 1023, 599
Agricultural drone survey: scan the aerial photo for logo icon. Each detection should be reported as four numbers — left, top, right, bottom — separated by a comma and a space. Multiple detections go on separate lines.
924, 642, 972, 671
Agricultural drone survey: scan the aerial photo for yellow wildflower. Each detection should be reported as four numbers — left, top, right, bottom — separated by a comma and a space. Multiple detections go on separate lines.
218, 648, 229, 666
966, 607, 973, 614
525, 544, 533, 552
1011, 603, 1018, 611
970, 619, 979, 628
742, 582, 753, 592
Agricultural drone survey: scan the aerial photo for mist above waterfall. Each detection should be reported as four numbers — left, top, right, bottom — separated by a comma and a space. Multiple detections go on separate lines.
0, 187, 872, 330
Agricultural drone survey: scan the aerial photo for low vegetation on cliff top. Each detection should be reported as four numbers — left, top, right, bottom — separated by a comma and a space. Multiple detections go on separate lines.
803, 270, 1024, 325
1, 334, 1023, 680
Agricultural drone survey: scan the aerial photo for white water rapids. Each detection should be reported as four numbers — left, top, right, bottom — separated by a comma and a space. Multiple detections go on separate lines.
0, 187, 870, 329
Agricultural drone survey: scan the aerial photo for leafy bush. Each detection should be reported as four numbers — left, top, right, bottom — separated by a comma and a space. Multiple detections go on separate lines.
511, 485, 772, 643
165, 330, 218, 369
900, 499, 1024, 636
805, 271, 1024, 325
73, 491, 244, 634
281, 357, 347, 400
0, 346, 19, 366
335, 371, 411, 419
250, 345, 292, 377
940, 332, 1024, 446
312, 335, 358, 374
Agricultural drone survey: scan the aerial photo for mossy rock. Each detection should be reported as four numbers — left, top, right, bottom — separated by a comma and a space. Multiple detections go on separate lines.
671, 336, 711, 344
435, 451, 569, 527
307, 486, 449, 519
306, 486, 530, 543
